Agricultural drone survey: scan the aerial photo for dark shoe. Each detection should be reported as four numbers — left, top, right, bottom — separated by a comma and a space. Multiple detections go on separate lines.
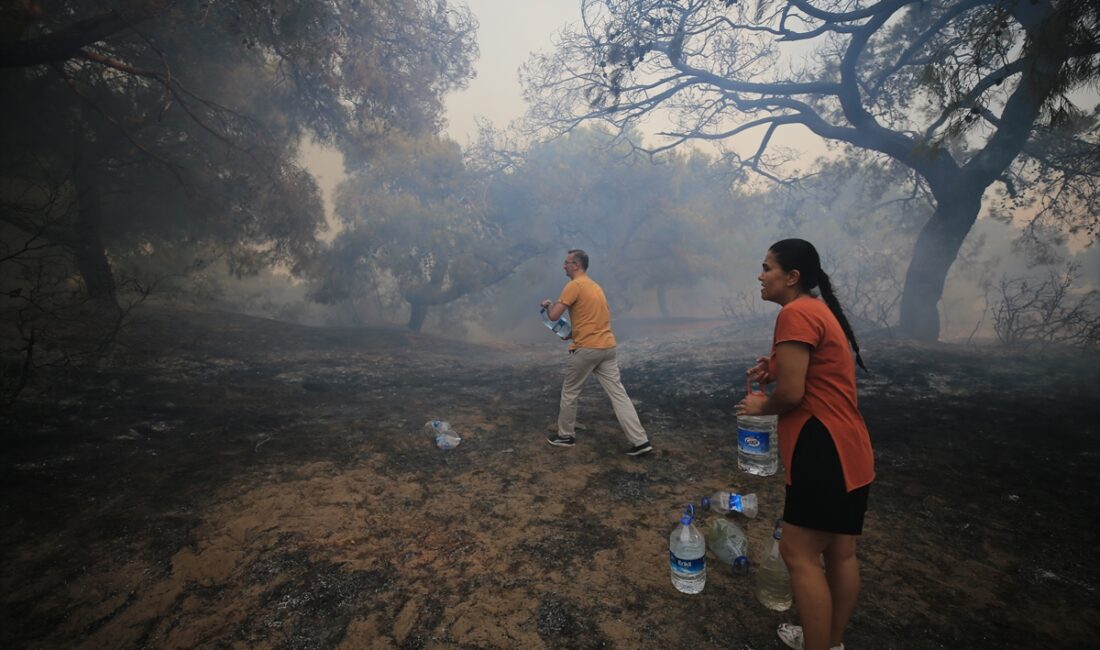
626, 441, 653, 456
547, 434, 576, 447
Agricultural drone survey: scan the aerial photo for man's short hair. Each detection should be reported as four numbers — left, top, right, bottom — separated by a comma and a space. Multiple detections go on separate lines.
568, 249, 589, 270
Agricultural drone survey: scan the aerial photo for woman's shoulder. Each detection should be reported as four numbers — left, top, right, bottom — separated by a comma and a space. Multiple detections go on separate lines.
780, 295, 828, 316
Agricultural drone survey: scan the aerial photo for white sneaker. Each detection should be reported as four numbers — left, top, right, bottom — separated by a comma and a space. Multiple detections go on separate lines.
777, 623, 844, 650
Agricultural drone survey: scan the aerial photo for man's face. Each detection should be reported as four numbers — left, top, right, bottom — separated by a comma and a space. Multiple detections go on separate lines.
563, 255, 581, 278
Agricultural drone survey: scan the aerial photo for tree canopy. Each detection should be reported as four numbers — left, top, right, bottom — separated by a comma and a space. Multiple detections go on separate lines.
524, 0, 1100, 340
313, 135, 542, 331
1, 0, 478, 305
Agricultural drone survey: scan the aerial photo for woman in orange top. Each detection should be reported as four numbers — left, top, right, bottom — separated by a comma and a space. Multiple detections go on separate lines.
736, 239, 874, 650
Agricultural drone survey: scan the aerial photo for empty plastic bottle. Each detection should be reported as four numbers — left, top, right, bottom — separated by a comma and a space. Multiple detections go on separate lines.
704, 517, 751, 575
738, 379, 778, 476
669, 504, 706, 594
753, 518, 792, 611
701, 491, 759, 518
424, 420, 461, 450
539, 307, 572, 340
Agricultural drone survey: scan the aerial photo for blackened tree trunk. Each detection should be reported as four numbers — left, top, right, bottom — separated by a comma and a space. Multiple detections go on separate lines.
898, 184, 984, 341
656, 284, 670, 319
72, 163, 118, 309
407, 301, 430, 332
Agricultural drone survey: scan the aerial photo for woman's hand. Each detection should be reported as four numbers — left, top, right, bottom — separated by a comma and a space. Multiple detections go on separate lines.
735, 393, 768, 416
746, 356, 772, 384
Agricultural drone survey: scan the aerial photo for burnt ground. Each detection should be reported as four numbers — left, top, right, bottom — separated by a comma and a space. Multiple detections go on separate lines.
1, 304, 1098, 649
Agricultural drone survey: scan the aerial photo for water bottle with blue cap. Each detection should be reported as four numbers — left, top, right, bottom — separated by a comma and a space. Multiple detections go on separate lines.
669, 503, 706, 593
702, 490, 759, 518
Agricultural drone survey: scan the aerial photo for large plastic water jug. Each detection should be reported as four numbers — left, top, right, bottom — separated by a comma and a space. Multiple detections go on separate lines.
540, 307, 571, 340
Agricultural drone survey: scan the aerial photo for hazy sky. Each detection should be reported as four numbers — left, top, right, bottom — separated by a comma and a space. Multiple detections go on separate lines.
443, 1, 579, 144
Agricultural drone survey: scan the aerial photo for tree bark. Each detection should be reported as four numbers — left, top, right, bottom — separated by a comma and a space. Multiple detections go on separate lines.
407, 301, 429, 332
898, 184, 983, 341
72, 164, 118, 309
657, 285, 670, 319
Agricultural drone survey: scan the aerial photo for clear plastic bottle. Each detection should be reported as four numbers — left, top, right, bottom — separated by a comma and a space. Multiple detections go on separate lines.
754, 518, 792, 611
704, 517, 751, 575
737, 413, 777, 476
738, 380, 779, 476
669, 505, 706, 594
539, 307, 572, 340
701, 491, 759, 518
424, 420, 461, 450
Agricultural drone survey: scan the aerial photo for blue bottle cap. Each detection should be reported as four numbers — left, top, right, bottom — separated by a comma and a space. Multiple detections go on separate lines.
732, 556, 750, 576
700, 496, 712, 510
680, 503, 695, 525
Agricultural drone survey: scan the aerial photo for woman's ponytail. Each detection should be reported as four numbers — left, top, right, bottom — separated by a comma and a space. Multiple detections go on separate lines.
816, 270, 867, 372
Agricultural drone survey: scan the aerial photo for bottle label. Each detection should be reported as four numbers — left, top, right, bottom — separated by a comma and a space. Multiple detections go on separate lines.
729, 494, 743, 512
669, 551, 705, 574
738, 428, 770, 455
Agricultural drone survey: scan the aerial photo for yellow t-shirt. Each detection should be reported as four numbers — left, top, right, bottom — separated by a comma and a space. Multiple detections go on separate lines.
559, 276, 617, 350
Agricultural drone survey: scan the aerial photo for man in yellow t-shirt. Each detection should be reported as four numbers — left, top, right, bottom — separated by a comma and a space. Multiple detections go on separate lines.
539, 249, 652, 456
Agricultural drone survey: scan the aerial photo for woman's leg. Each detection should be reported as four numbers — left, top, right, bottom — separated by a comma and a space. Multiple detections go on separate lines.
780, 522, 833, 650
823, 534, 860, 648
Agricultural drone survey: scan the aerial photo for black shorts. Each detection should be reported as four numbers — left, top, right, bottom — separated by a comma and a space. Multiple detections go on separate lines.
783, 417, 870, 535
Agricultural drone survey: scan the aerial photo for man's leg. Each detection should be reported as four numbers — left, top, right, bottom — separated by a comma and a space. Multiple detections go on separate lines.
557, 348, 600, 438
590, 348, 648, 447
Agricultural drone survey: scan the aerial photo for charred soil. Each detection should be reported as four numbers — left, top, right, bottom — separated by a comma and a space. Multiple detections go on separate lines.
2, 305, 1098, 649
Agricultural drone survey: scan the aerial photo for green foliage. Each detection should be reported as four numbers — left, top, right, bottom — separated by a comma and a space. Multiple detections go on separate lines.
312, 134, 538, 330
0, 0, 479, 295
0, 0, 477, 397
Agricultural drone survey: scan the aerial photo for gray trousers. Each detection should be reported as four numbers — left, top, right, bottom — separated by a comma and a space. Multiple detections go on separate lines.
557, 347, 648, 446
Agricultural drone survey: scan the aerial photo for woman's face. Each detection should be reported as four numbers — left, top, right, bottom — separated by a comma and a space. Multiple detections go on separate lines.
759, 250, 798, 304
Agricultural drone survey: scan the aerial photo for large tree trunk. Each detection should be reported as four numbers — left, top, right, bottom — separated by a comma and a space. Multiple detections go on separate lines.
656, 285, 670, 319
898, 185, 983, 341
72, 164, 118, 309
407, 301, 429, 332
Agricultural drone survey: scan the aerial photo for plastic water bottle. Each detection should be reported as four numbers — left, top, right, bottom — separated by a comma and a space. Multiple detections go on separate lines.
424, 420, 461, 450
753, 518, 792, 611
669, 504, 706, 594
539, 307, 572, 340
738, 379, 778, 476
701, 491, 759, 518
704, 517, 750, 575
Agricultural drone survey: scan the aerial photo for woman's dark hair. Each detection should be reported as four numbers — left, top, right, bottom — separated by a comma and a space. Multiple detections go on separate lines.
769, 238, 867, 372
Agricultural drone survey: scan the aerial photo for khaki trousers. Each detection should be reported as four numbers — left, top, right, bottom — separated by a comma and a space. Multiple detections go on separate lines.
557, 347, 648, 446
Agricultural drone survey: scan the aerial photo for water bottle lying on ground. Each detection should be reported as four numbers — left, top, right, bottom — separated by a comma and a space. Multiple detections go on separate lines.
424, 419, 461, 450
701, 491, 759, 518
669, 504, 706, 594
704, 517, 750, 574
539, 307, 572, 340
